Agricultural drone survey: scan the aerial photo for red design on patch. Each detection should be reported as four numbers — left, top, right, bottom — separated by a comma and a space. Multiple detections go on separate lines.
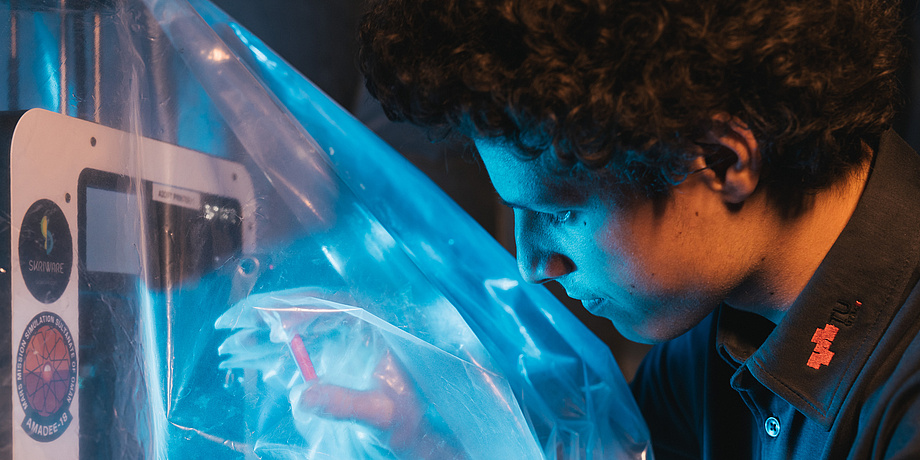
807, 324, 839, 369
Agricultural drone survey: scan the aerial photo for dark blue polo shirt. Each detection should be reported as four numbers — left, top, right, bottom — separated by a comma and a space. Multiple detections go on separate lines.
631, 130, 920, 459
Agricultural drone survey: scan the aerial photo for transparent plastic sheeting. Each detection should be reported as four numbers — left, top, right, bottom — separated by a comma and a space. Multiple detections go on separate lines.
0, 0, 652, 459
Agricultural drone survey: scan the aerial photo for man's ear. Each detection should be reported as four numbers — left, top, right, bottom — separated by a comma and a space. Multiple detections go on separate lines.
693, 114, 762, 204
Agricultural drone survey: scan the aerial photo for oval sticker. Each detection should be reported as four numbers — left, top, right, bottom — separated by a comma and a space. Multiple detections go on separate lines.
16, 312, 77, 442
19, 199, 73, 303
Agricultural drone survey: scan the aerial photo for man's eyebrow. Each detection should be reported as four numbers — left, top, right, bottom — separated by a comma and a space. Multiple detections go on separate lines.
500, 195, 579, 211
500, 198, 560, 213
499, 199, 527, 210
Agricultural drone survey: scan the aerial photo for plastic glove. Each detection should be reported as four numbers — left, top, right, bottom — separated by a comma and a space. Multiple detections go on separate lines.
292, 348, 465, 459
217, 288, 465, 459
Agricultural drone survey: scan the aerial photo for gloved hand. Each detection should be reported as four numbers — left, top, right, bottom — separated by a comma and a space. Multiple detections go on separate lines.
216, 287, 465, 459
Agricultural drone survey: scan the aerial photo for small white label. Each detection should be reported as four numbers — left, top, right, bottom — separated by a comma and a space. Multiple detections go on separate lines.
152, 183, 201, 211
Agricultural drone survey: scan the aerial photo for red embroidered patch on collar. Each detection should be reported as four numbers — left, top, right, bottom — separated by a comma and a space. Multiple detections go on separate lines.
807, 324, 839, 369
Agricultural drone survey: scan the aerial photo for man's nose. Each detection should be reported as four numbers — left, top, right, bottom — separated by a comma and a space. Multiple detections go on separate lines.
515, 233, 575, 284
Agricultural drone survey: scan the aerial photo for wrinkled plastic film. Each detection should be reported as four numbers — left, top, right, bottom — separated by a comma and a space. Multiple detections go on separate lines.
0, 1, 652, 459
190, 4, 651, 457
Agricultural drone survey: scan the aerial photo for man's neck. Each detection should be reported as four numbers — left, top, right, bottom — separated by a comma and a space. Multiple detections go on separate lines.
728, 153, 873, 325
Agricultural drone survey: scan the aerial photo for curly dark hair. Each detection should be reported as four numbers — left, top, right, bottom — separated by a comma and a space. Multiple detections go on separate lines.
358, 0, 903, 201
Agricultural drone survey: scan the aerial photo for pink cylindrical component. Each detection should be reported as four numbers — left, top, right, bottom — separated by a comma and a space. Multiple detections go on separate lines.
289, 334, 317, 382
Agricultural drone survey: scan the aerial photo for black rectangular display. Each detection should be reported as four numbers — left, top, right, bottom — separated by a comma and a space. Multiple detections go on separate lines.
76, 168, 242, 459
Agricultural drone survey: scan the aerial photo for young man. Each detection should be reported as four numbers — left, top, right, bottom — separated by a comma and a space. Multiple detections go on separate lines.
358, 0, 919, 457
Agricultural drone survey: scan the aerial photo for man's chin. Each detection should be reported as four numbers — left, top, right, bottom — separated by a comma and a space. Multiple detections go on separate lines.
580, 299, 668, 344
616, 327, 673, 345
611, 317, 701, 345
581, 295, 713, 344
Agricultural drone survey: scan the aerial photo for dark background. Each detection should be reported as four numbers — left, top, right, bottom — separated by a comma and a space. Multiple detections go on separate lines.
211, 0, 920, 381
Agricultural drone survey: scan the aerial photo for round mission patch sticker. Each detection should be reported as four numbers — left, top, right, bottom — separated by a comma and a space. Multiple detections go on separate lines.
18, 199, 73, 304
16, 312, 77, 442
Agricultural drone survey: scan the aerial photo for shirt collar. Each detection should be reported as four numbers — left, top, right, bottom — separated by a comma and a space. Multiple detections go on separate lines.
716, 130, 920, 427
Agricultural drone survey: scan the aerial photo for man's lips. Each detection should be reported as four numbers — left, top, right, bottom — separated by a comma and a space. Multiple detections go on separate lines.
580, 298, 607, 313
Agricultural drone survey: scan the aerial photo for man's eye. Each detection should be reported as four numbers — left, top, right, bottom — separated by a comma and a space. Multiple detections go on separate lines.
549, 210, 572, 224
